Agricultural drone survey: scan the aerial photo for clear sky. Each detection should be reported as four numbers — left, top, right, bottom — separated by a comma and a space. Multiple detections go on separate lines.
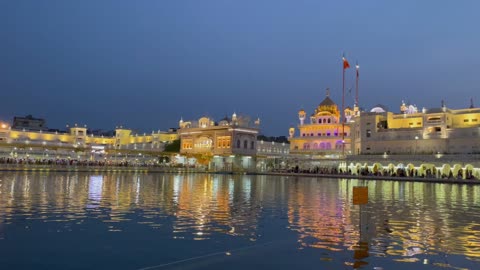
1, 1, 479, 136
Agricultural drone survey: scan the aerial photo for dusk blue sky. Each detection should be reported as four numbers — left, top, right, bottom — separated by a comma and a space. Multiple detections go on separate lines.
1, 1, 479, 136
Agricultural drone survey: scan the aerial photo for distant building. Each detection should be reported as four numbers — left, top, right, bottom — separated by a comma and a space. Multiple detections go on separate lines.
12, 115, 47, 131
0, 121, 178, 156
350, 101, 480, 155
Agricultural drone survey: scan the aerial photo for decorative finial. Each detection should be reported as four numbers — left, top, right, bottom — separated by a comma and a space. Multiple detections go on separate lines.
326, 88, 330, 97
441, 99, 445, 108
470, 97, 474, 109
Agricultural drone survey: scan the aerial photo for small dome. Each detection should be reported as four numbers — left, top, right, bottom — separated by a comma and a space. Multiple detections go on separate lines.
370, 104, 388, 113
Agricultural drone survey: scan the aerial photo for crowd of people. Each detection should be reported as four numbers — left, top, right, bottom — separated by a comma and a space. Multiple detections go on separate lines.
280, 165, 478, 180
0, 157, 155, 167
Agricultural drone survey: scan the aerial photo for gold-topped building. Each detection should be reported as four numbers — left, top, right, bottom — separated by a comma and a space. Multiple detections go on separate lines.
288, 90, 351, 157
178, 113, 260, 170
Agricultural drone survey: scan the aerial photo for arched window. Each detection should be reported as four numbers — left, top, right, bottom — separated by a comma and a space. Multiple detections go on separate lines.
250, 141, 254, 149
313, 143, 318, 149
244, 140, 248, 149
336, 141, 343, 149
326, 143, 332, 149
237, 140, 240, 148
323, 119, 326, 123
320, 142, 326, 149
327, 118, 331, 123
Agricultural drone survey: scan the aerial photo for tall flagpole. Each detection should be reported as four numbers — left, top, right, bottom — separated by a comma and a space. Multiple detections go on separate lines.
342, 55, 350, 157
356, 62, 359, 107
342, 56, 346, 157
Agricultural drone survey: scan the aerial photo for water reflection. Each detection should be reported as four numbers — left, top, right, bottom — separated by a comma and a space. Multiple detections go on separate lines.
0, 172, 479, 269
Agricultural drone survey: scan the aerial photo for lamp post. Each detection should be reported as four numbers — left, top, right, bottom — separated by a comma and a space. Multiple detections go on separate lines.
414, 136, 419, 155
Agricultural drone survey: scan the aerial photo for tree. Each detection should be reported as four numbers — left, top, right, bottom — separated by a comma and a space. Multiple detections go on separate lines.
164, 139, 180, 153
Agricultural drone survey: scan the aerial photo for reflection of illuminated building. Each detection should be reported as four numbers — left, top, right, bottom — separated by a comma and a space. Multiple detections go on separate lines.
87, 175, 103, 208
286, 178, 480, 264
287, 179, 358, 251
1, 173, 480, 265
171, 174, 260, 239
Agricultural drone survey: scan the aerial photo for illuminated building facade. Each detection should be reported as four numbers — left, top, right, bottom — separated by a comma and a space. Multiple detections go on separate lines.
288, 91, 351, 157
178, 113, 260, 170
351, 101, 480, 155
0, 120, 178, 157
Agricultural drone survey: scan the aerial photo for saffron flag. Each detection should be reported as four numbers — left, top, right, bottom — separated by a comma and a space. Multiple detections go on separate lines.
343, 57, 350, 69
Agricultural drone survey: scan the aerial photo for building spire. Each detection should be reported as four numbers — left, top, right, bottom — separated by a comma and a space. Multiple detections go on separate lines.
326, 87, 330, 97
470, 97, 475, 108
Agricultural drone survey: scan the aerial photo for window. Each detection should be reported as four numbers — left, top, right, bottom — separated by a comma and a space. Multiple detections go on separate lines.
250, 141, 254, 149
366, 130, 371, 137
327, 132, 330, 136
237, 140, 240, 148
302, 133, 305, 137
464, 119, 469, 122
435, 127, 441, 132
473, 119, 478, 122
310, 133, 314, 136
244, 140, 248, 149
